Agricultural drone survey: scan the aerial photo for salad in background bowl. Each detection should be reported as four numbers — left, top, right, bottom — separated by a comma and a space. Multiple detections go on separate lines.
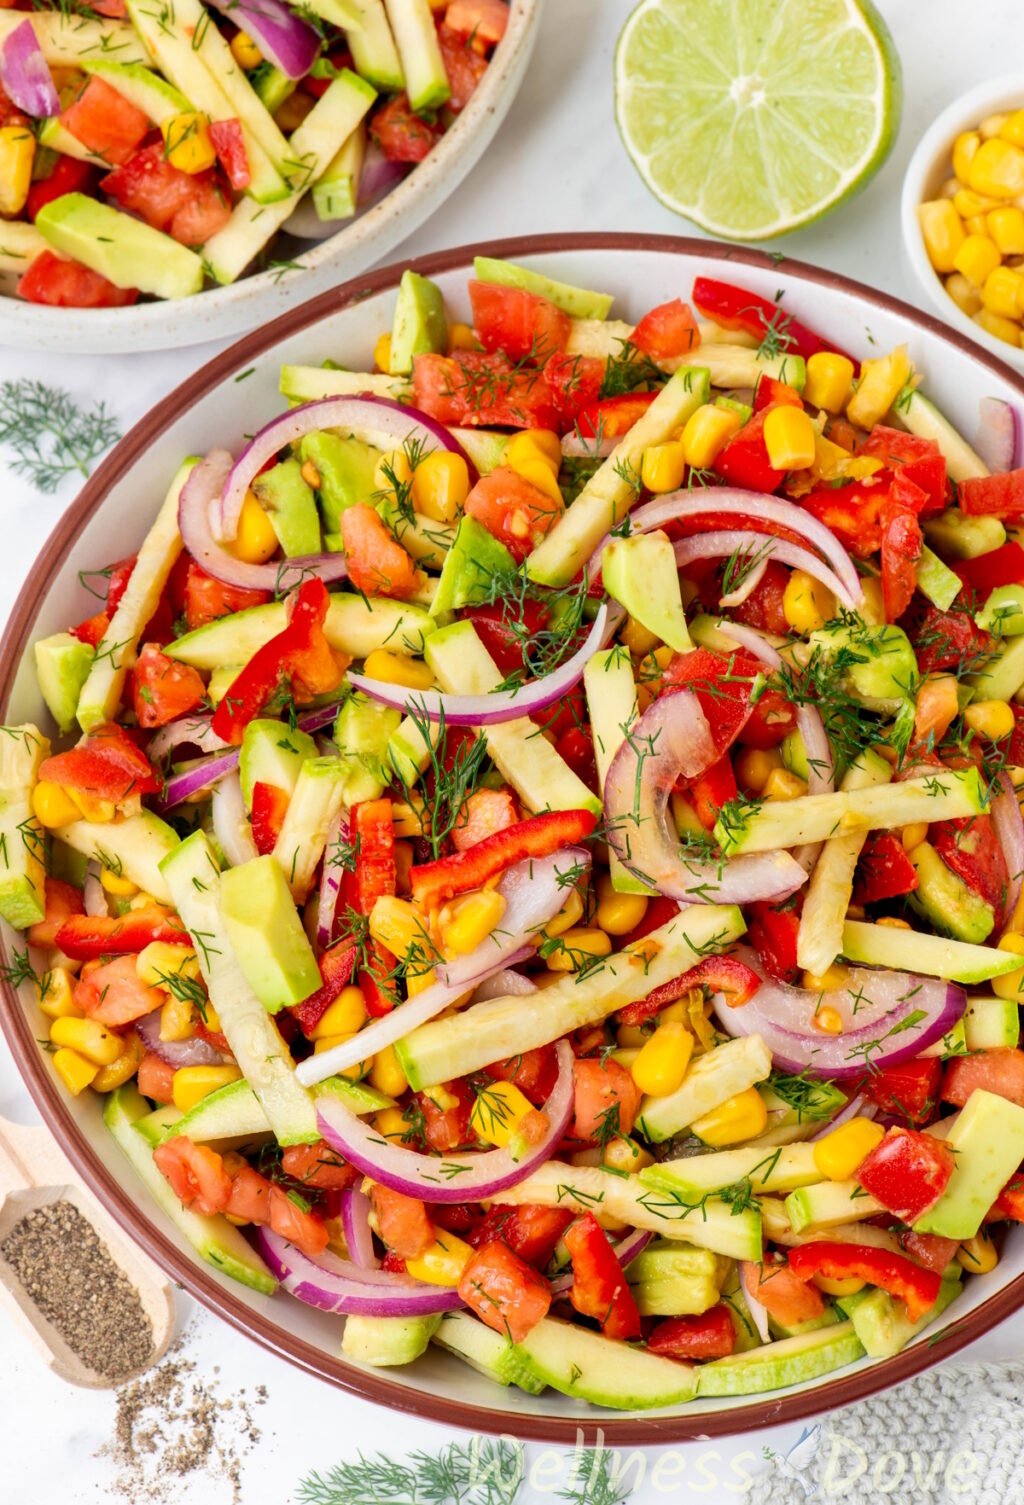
5, 236, 1024, 1440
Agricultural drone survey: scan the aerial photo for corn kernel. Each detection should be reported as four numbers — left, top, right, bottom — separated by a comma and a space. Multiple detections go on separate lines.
813, 1273, 867, 1297
448, 321, 480, 352
229, 29, 263, 68
540, 887, 584, 941
945, 271, 983, 316
0, 123, 34, 216
763, 405, 816, 471
172, 1064, 242, 1112
471, 1078, 535, 1148
783, 569, 835, 634
975, 307, 1021, 345
544, 926, 611, 972
391, 796, 428, 839
939, 176, 960, 200
362, 648, 434, 691
964, 214, 990, 237
993, 932, 1024, 999
876, 916, 913, 931
602, 1136, 654, 1174
980, 112, 1010, 140
953, 233, 1003, 287
439, 888, 506, 957
801, 962, 850, 994
691, 1087, 768, 1147
983, 266, 1024, 319
804, 352, 855, 413
374, 1106, 408, 1141
734, 745, 784, 794
918, 200, 966, 274
370, 1042, 407, 1097
901, 822, 929, 852
36, 967, 78, 1020
1000, 111, 1024, 149
410, 450, 470, 523
988, 205, 1024, 256
230, 490, 278, 565
374, 448, 413, 497
953, 131, 981, 182
631, 1020, 693, 1097
162, 111, 216, 173
370, 895, 434, 962
954, 187, 1002, 219
69, 790, 116, 823
640, 440, 687, 494
91, 1030, 145, 1092
812, 1116, 885, 1180
595, 874, 647, 936
508, 453, 563, 506
374, 332, 393, 373
52, 1046, 98, 1096
621, 615, 660, 656
158, 993, 195, 1043
136, 942, 200, 990
311, 985, 368, 1039
405, 1230, 474, 1286
505, 429, 561, 476
300, 459, 321, 490
95, 869, 136, 900
957, 1229, 999, 1274
763, 767, 808, 802
680, 403, 742, 469
49, 1015, 123, 1066
32, 780, 81, 829
812, 1005, 844, 1035
969, 138, 1024, 200
964, 699, 1016, 739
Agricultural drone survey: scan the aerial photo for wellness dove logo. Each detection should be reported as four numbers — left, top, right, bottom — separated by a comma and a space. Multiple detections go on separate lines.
761, 1424, 822, 1499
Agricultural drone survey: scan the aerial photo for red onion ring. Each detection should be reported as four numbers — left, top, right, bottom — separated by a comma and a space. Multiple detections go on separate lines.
359, 142, 411, 206
719, 555, 769, 609
673, 531, 855, 611
314, 1040, 574, 1203
159, 702, 341, 809
0, 19, 58, 116
739, 1264, 771, 1344
135, 1007, 225, 1068
991, 771, 1024, 935
206, 0, 319, 78
255, 1228, 463, 1316
148, 714, 230, 763
549, 1227, 652, 1296
211, 772, 258, 867
472, 967, 538, 1002
974, 397, 1018, 473
339, 1186, 378, 1270
83, 862, 106, 919
316, 807, 347, 948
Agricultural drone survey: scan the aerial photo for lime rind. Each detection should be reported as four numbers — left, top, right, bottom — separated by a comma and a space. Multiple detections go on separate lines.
615, 0, 903, 241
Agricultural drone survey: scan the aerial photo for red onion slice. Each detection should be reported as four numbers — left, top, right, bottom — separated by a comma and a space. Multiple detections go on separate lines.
216, 398, 476, 544
212, 772, 258, 867
315, 1040, 574, 1203
740, 1264, 771, 1345
339, 1187, 378, 1270
808, 1093, 874, 1142
603, 691, 808, 905
297, 849, 588, 1085
316, 808, 348, 948
561, 433, 616, 460
549, 1227, 652, 1296
135, 1007, 225, 1068
206, 0, 319, 78
0, 20, 59, 117
348, 605, 616, 727
719, 555, 769, 608
359, 141, 411, 205
159, 702, 341, 810
83, 861, 106, 919
148, 714, 230, 763
974, 397, 1018, 473
991, 771, 1024, 935
255, 1228, 463, 1316
472, 967, 538, 1002
673, 531, 855, 612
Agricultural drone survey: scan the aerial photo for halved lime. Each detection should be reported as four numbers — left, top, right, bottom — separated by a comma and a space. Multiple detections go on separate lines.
615, 0, 902, 241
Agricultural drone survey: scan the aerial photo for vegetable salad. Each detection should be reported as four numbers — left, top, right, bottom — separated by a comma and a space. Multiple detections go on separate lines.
7, 255, 1024, 1410
0, 0, 505, 308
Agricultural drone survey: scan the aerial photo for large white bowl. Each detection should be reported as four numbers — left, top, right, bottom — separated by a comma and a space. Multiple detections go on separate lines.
4, 235, 1024, 1441
901, 72, 1024, 374
0, 0, 539, 355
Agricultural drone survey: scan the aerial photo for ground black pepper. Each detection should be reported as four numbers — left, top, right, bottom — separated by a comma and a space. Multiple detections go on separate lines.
0, 1198, 154, 1380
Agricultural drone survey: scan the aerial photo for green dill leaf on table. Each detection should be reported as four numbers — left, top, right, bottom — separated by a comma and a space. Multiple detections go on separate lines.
295, 1438, 524, 1505
0, 380, 121, 494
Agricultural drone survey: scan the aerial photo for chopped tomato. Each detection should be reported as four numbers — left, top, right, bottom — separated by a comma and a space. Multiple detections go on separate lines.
741, 1258, 826, 1326
74, 955, 166, 1027
564, 1210, 641, 1340
137, 1050, 176, 1105
864, 1056, 942, 1125
419, 1079, 475, 1153
932, 815, 1009, 918
913, 674, 959, 750
268, 1183, 329, 1257
853, 831, 919, 905
250, 781, 289, 857
799, 473, 893, 558
371, 93, 443, 162
469, 279, 569, 362
280, 1140, 358, 1191
630, 299, 699, 360
100, 143, 229, 244
412, 351, 563, 430
899, 1231, 960, 1274
859, 425, 948, 515
26, 877, 84, 949
987, 1170, 1024, 1222
343, 799, 396, 914
437, 24, 488, 110
575, 392, 658, 440
26, 155, 97, 220
544, 352, 604, 429
184, 562, 270, 631
55, 908, 189, 960
339, 502, 419, 598
168, 181, 232, 246
728, 559, 791, 640
468, 1203, 573, 1266
959, 468, 1024, 517
62, 75, 148, 165
660, 645, 758, 756
225, 1165, 273, 1223
747, 899, 800, 984
570, 1057, 641, 1143
451, 787, 518, 851
70, 611, 111, 646
880, 497, 923, 622
714, 409, 785, 493
459, 599, 550, 676
154, 1136, 233, 1215
943, 1048, 1024, 1109
856, 1127, 955, 1222
459, 1239, 551, 1342
753, 375, 804, 412
464, 465, 563, 561
132, 643, 206, 728
685, 753, 738, 830
485, 1044, 559, 1106
208, 118, 250, 190
444, 0, 509, 44
957, 542, 1024, 598
39, 721, 159, 802
18, 251, 137, 309
913, 605, 990, 674
368, 1183, 434, 1259
647, 1305, 736, 1361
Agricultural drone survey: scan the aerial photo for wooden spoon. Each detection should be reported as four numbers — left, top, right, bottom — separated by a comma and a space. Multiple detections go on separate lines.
0, 1114, 175, 1388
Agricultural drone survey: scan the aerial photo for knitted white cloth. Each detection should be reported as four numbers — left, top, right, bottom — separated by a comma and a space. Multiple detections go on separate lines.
749, 1362, 1024, 1503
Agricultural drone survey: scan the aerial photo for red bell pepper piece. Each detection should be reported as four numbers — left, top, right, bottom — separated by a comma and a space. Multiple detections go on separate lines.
26, 154, 98, 220
959, 468, 1024, 517
714, 409, 785, 493
647, 1305, 736, 1361
54, 908, 189, 960
38, 721, 160, 801
799, 473, 893, 558
630, 298, 700, 360
753, 374, 804, 412
250, 781, 290, 857
289, 940, 358, 1037
575, 392, 658, 440
617, 954, 761, 1026
555, 726, 599, 792
730, 560, 793, 644
469, 1203, 574, 1266
458, 1239, 552, 1342
787, 1241, 942, 1323
957, 541, 1024, 597
685, 753, 738, 830
459, 600, 550, 676
747, 899, 801, 983
70, 611, 110, 647
859, 426, 949, 515
692, 276, 855, 366
863, 1057, 942, 1125
410, 808, 598, 909
208, 118, 250, 190
563, 1210, 642, 1341
344, 799, 396, 915
210, 579, 343, 745
853, 831, 920, 905
856, 1127, 956, 1222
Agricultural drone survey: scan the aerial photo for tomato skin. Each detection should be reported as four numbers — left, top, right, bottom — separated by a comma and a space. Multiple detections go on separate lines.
26, 878, 84, 949
371, 93, 443, 162
339, 501, 418, 598
464, 466, 562, 561
208, 118, 250, 189
564, 1210, 642, 1340
853, 831, 920, 905
18, 251, 137, 308
268, 1183, 329, 1257
444, 0, 508, 44
62, 75, 148, 165
412, 351, 563, 430
913, 605, 990, 674
544, 352, 604, 429
661, 646, 757, 756
280, 1140, 358, 1191
746, 900, 800, 984
100, 142, 228, 244
714, 409, 785, 493
684, 753, 737, 831
468, 1203, 574, 1266
26, 155, 97, 220
74, 955, 167, 1027
932, 814, 1009, 919
741, 1258, 826, 1326
469, 279, 570, 362
458, 600, 550, 677
899, 1231, 960, 1274
570, 1057, 641, 1143
250, 781, 289, 857
369, 1183, 434, 1259
451, 787, 518, 851
184, 563, 270, 631
856, 1127, 955, 1222
168, 182, 231, 246
132, 643, 205, 728
730, 559, 792, 639
70, 611, 110, 646
880, 497, 923, 622
137, 1050, 176, 1104
943, 1048, 1024, 1109
419, 1079, 475, 1153
459, 1240, 551, 1342
630, 299, 699, 360
154, 1136, 233, 1215
225, 1165, 272, 1223
485, 1044, 559, 1106
860, 426, 948, 515
988, 1171, 1024, 1222
959, 468, 1024, 517
576, 392, 657, 440
648, 1304, 736, 1360
864, 1057, 942, 1125
437, 24, 488, 111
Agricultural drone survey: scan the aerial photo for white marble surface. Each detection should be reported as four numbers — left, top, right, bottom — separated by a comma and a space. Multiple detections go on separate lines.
2, 0, 1024, 1498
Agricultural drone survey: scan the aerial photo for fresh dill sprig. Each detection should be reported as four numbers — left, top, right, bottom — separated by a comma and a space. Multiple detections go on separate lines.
559, 1450, 636, 1505
599, 339, 665, 399
0, 380, 121, 493
295, 1439, 524, 1505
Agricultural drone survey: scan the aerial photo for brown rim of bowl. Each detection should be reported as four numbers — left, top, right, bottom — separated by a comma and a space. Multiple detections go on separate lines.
3, 231, 1024, 1443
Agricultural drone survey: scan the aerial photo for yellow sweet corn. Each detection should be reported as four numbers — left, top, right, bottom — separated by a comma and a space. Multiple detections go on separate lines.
969, 138, 1024, 199
374, 1107, 409, 1142
734, 745, 784, 794
918, 200, 966, 275
162, 112, 216, 174
391, 796, 428, 839
640, 440, 687, 494
159, 993, 196, 1043
692, 1087, 767, 1147
230, 29, 263, 68
813, 1116, 885, 1181
954, 187, 1002, 219
988, 205, 1024, 255
876, 915, 912, 930
595, 875, 647, 936
802, 962, 851, 993
172, 1064, 242, 1112
540, 887, 584, 940
50, 1015, 123, 1066
846, 345, 913, 430
983, 266, 1024, 319
804, 352, 855, 413
311, 985, 368, 1039
363, 648, 435, 690
471, 1079, 535, 1148
763, 406, 816, 471
630, 1020, 693, 1097
0, 124, 34, 216
964, 699, 1016, 739
370, 895, 434, 962
680, 403, 742, 469
32, 780, 81, 829
405, 1230, 474, 1287
763, 767, 808, 802
370, 1043, 407, 1097
448, 321, 480, 353
975, 308, 1022, 345
813, 1273, 867, 1297
411, 450, 470, 523
97, 868, 137, 898
91, 1030, 145, 1092
52, 1047, 98, 1096
374, 333, 393, 374
36, 968, 79, 1021
783, 569, 835, 633
602, 1136, 654, 1174
545, 926, 611, 972
439, 888, 506, 957
957, 1229, 999, 1274
505, 429, 561, 476
230, 491, 278, 564
993, 933, 1024, 999
980, 112, 1010, 140
300, 459, 322, 490
136, 942, 201, 989
945, 272, 983, 316
901, 822, 929, 852
620, 614, 660, 656
812, 1005, 844, 1035
69, 790, 116, 822
964, 213, 991, 237
510, 453, 563, 506
1001, 111, 1024, 148
953, 130, 981, 182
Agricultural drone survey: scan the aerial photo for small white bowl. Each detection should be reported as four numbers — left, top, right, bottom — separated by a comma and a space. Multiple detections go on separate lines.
0, 0, 539, 355
902, 73, 1024, 374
